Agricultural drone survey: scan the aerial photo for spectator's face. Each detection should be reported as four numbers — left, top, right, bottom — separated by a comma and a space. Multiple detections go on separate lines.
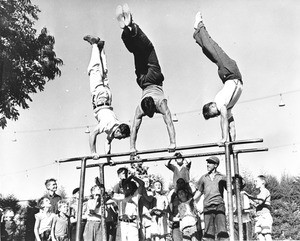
176, 158, 184, 166
143, 178, 150, 189
59, 204, 69, 214
154, 181, 162, 192
177, 190, 188, 202
4, 210, 14, 221
73, 192, 79, 200
255, 177, 263, 189
207, 161, 216, 173
92, 186, 101, 197
118, 171, 127, 180
47, 181, 58, 192
43, 198, 52, 208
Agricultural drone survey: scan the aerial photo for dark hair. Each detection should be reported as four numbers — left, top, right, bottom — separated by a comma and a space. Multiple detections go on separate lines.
141, 97, 155, 117
118, 123, 130, 137
202, 102, 214, 120
117, 167, 128, 176
45, 178, 56, 187
72, 187, 80, 195
258, 175, 267, 185
122, 179, 138, 197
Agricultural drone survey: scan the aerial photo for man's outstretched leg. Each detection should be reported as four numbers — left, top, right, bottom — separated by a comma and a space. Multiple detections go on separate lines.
116, 4, 164, 89
84, 35, 112, 109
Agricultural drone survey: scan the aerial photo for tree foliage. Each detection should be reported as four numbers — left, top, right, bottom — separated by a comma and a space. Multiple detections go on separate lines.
0, 0, 63, 128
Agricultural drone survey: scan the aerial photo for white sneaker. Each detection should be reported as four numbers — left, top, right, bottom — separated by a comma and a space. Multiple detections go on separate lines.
194, 11, 203, 30
116, 5, 125, 29
123, 3, 132, 27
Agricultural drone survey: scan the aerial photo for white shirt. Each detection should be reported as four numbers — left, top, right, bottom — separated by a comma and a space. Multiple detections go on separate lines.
94, 108, 120, 135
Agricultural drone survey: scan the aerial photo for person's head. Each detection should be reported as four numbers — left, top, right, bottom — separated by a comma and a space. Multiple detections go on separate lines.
3, 208, 15, 222
206, 156, 220, 173
202, 102, 220, 120
90, 185, 101, 198
153, 180, 163, 193
57, 200, 69, 215
37, 197, 51, 210
176, 178, 186, 190
177, 188, 189, 202
72, 187, 80, 199
113, 123, 130, 139
45, 178, 58, 193
117, 167, 129, 180
174, 152, 184, 166
255, 175, 266, 189
141, 96, 156, 118
122, 179, 138, 198
142, 176, 150, 189
232, 175, 246, 190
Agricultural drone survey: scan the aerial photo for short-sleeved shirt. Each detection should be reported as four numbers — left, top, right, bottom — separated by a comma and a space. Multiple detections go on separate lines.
85, 198, 102, 221
94, 108, 120, 137
35, 212, 56, 234
197, 172, 227, 208
44, 193, 61, 214
140, 85, 166, 111
53, 214, 69, 237
166, 161, 191, 187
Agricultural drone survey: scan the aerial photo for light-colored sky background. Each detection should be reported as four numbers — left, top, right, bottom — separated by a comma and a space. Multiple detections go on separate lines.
1, 0, 300, 200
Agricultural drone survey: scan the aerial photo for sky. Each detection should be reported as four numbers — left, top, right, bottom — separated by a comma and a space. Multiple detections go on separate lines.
0, 0, 300, 201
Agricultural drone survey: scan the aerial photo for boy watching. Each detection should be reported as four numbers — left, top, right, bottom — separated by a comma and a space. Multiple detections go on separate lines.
44, 178, 62, 214
51, 200, 70, 241
245, 175, 273, 241
34, 197, 56, 241
1, 208, 17, 241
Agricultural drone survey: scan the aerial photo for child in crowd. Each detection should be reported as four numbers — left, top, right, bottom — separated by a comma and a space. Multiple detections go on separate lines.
119, 174, 152, 241
232, 176, 252, 240
51, 200, 70, 241
177, 188, 202, 241
246, 175, 273, 241
83, 185, 102, 241
34, 197, 56, 241
150, 180, 169, 241
1, 207, 17, 241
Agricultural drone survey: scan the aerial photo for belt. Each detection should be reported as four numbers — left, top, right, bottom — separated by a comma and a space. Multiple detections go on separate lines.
93, 103, 110, 109
119, 217, 136, 223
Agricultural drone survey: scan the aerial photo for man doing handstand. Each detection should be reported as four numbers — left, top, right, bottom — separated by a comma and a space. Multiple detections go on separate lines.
116, 4, 176, 157
193, 12, 243, 144
84, 36, 130, 161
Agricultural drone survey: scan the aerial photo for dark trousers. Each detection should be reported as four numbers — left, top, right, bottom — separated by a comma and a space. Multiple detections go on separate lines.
122, 23, 164, 89
106, 221, 117, 241
193, 23, 242, 83
203, 204, 229, 240
234, 222, 252, 241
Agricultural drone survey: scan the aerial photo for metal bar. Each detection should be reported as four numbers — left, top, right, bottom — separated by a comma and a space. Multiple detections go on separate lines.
98, 164, 107, 241
233, 153, 243, 241
77, 147, 268, 169
58, 138, 264, 163
75, 158, 87, 241
225, 142, 234, 241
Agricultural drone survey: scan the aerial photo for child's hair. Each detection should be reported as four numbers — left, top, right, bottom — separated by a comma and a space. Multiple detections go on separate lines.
257, 175, 267, 186
117, 167, 128, 176
45, 178, 56, 188
37, 197, 50, 209
57, 200, 68, 210
3, 207, 15, 219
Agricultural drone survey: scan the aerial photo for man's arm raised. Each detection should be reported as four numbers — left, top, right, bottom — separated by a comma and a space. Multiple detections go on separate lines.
158, 99, 176, 152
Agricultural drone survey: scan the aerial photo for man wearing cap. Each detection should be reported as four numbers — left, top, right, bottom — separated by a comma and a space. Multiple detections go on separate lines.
196, 156, 229, 240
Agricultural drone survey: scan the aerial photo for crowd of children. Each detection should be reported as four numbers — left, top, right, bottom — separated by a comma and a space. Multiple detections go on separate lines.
0, 154, 274, 241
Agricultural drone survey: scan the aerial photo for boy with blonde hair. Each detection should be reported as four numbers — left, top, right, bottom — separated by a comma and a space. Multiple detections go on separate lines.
246, 175, 273, 241
51, 200, 70, 241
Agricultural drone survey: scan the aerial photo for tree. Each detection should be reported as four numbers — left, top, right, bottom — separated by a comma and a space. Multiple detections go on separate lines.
0, 0, 63, 128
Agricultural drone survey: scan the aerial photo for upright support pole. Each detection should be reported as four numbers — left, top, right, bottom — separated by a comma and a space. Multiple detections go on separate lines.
75, 158, 87, 241
225, 142, 234, 241
99, 164, 107, 241
233, 153, 243, 241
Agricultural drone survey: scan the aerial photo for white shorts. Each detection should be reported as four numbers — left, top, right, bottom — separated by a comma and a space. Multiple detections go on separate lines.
255, 211, 273, 235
